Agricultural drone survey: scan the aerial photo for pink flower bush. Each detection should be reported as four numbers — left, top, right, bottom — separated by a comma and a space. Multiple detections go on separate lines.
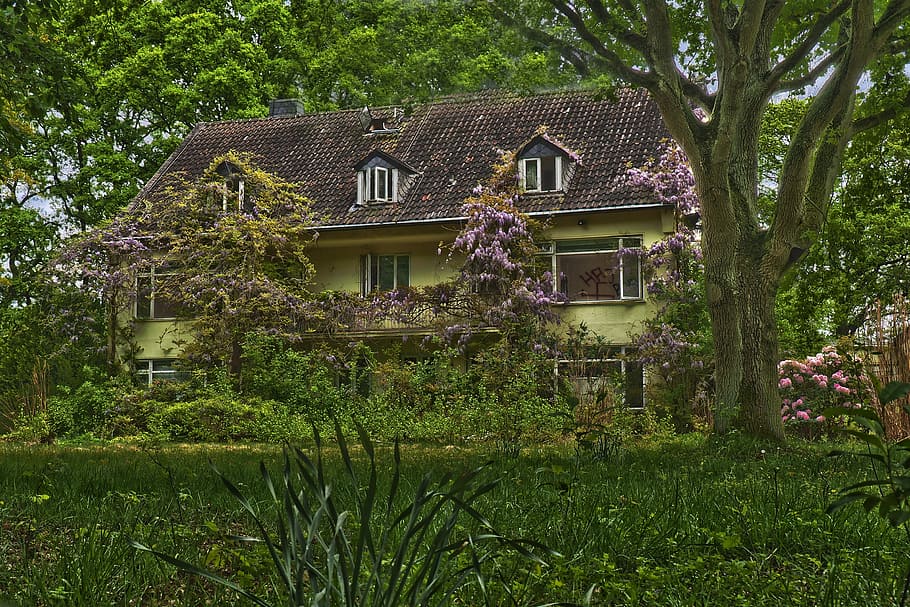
779, 346, 870, 429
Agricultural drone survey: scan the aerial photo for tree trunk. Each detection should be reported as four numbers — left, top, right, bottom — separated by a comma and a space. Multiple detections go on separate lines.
736, 247, 786, 440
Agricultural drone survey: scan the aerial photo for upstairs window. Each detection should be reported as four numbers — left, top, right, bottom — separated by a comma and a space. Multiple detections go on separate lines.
361, 254, 410, 294
215, 160, 253, 212
517, 135, 573, 193
520, 156, 562, 192
359, 166, 397, 203
539, 237, 642, 301
354, 150, 418, 206
136, 266, 179, 319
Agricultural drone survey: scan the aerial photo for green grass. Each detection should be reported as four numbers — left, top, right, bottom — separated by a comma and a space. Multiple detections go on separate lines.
0, 434, 907, 605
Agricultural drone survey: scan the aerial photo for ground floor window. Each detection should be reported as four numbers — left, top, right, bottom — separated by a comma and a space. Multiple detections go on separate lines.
135, 359, 181, 386
558, 346, 644, 409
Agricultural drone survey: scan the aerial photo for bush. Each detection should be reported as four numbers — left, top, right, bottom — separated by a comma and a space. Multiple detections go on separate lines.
779, 345, 873, 436
149, 395, 290, 442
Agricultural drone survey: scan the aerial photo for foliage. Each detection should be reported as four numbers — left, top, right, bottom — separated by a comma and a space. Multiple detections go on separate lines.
624, 143, 712, 430
133, 424, 554, 606
778, 118, 910, 353
57, 154, 317, 375
779, 346, 873, 433
827, 382, 910, 605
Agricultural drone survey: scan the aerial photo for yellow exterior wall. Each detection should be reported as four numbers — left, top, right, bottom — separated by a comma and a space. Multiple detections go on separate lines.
128, 206, 675, 359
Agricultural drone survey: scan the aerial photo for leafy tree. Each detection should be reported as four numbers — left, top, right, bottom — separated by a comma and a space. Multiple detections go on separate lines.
499, 1, 910, 439
777, 119, 910, 355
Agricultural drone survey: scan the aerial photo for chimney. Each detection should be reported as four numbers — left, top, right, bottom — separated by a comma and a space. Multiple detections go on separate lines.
268, 99, 305, 117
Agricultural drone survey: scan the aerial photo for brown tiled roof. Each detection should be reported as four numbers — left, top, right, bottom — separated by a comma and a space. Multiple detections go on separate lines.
136, 88, 672, 227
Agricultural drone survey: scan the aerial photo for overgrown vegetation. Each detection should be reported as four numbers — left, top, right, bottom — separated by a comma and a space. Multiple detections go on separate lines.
2, 435, 909, 605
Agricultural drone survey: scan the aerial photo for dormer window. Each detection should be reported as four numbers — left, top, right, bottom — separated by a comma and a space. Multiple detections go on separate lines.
520, 156, 562, 192
517, 134, 575, 193
215, 160, 252, 212
354, 150, 419, 206
362, 165, 396, 202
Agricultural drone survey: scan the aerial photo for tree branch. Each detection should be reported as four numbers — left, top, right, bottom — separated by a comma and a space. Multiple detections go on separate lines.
735, 0, 768, 57
705, 0, 733, 73
871, 0, 910, 47
488, 3, 593, 77
853, 89, 910, 133
765, 0, 852, 95
585, 0, 649, 55
548, 0, 656, 87
777, 47, 845, 92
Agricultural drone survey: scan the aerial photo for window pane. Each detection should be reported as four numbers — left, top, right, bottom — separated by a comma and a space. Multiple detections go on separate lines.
134, 360, 152, 385
152, 276, 179, 318
524, 159, 539, 190
378, 255, 395, 291
374, 168, 387, 200
370, 255, 379, 291
556, 238, 620, 253
624, 360, 644, 408
541, 156, 557, 190
152, 359, 175, 372
557, 252, 620, 300
396, 255, 409, 288
621, 253, 641, 299
136, 276, 152, 319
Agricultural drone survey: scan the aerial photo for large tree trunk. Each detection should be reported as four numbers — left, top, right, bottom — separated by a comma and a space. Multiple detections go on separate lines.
736, 247, 786, 440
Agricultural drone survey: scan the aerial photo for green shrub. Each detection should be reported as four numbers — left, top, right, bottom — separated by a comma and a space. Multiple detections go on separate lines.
241, 335, 357, 423
149, 395, 282, 442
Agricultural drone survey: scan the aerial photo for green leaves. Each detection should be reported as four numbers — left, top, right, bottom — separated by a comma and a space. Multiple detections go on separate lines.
827, 382, 910, 528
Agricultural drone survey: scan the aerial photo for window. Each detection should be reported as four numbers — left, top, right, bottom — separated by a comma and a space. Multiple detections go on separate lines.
215, 160, 252, 212
135, 359, 181, 386
358, 166, 398, 203
520, 156, 562, 192
540, 237, 642, 301
223, 174, 252, 212
559, 347, 644, 409
361, 254, 410, 294
136, 266, 179, 319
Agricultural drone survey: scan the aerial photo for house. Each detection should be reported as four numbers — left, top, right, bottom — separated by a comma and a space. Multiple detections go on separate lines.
127, 88, 679, 405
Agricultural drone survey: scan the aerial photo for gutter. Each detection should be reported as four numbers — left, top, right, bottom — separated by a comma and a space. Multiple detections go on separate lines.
315, 203, 671, 231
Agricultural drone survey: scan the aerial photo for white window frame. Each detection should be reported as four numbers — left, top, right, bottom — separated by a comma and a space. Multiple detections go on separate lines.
222, 175, 246, 211
520, 156, 562, 192
361, 253, 410, 294
135, 359, 180, 386
135, 266, 178, 320
558, 347, 645, 409
540, 236, 642, 301
358, 166, 399, 204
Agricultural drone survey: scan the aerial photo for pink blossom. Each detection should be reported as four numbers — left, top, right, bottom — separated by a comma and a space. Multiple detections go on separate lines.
796, 410, 810, 421
815, 416, 826, 423
834, 384, 851, 395
779, 377, 792, 388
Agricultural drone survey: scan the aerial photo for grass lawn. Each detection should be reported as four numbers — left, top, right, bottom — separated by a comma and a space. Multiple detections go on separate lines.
0, 433, 907, 606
